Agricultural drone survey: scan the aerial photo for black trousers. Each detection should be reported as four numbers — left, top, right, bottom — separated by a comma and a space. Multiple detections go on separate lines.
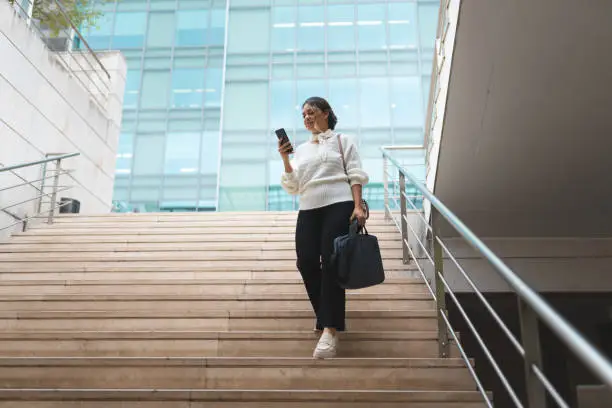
295, 200, 354, 331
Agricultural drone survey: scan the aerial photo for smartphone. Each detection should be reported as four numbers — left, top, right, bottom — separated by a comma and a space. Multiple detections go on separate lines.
275, 128, 294, 154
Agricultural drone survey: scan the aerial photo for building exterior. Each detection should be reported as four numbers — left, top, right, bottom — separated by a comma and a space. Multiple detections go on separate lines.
1, 1, 126, 239
83, 0, 439, 212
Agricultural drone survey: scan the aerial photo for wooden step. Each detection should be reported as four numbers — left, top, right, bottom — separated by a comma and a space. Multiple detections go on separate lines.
0, 331, 457, 358
0, 310, 437, 332
30, 219, 395, 229
0, 389, 488, 407
0, 270, 420, 281
0, 278, 429, 296
15, 225, 398, 236
0, 293, 433, 312
0, 357, 475, 391
0, 249, 404, 262
0, 240, 403, 253
0, 259, 411, 272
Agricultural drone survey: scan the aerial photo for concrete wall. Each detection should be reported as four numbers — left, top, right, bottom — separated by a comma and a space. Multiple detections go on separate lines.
0, 2, 125, 239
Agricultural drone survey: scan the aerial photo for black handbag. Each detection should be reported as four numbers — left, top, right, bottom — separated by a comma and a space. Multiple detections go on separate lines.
332, 220, 385, 290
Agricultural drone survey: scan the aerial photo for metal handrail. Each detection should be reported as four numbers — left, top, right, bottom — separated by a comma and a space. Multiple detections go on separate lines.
0, 153, 80, 233
381, 146, 612, 407
50, 0, 111, 80
0, 153, 79, 174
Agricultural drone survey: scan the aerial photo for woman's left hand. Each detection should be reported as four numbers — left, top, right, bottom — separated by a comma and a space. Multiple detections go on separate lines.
350, 205, 367, 227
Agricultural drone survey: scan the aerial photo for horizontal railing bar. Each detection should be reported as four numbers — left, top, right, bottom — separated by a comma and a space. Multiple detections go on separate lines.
0, 186, 72, 213
0, 200, 73, 232
405, 219, 434, 265
381, 147, 612, 388
0, 171, 71, 193
403, 195, 433, 232
402, 237, 436, 301
532, 364, 570, 408
50, 0, 111, 80
381, 144, 425, 150
440, 310, 493, 408
0, 153, 79, 174
439, 272, 524, 408
436, 236, 525, 356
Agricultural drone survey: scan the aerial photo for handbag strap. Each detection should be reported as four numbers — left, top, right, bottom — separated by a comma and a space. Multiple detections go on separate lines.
337, 134, 348, 176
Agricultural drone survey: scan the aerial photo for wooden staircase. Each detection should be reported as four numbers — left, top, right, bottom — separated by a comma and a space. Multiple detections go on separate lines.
0, 211, 485, 407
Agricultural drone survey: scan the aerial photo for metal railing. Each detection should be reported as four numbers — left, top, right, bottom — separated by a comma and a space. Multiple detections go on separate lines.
8, 0, 111, 110
0, 153, 80, 233
381, 146, 612, 408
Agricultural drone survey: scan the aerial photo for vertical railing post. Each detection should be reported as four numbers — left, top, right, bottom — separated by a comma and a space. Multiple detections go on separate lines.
383, 155, 390, 220
399, 171, 410, 264
519, 298, 546, 408
432, 207, 450, 358
47, 159, 61, 224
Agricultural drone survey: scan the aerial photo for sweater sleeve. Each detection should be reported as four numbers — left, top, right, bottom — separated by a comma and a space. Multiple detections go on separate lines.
281, 159, 299, 195
341, 134, 369, 186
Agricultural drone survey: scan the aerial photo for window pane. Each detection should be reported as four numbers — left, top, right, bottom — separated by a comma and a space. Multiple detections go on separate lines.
141, 71, 171, 109
329, 78, 358, 129
327, 5, 355, 51
360, 77, 390, 128
133, 135, 165, 175
112, 12, 147, 48
147, 12, 176, 48
171, 69, 205, 108
388, 3, 417, 48
84, 13, 114, 49
223, 82, 269, 131
165, 133, 201, 174
227, 8, 270, 53
272, 6, 296, 52
176, 10, 208, 46
124, 70, 141, 109
418, 3, 439, 49
115, 133, 134, 173
205, 68, 223, 108
297, 79, 326, 109
297, 6, 324, 52
390, 77, 423, 127
201, 131, 220, 175
209, 9, 226, 46
357, 4, 386, 50
271, 80, 296, 131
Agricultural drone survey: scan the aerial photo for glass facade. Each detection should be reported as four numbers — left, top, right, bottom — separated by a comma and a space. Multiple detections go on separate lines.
84, 0, 438, 212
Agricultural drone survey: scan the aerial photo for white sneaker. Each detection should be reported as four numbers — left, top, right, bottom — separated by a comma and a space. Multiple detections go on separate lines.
313, 331, 338, 359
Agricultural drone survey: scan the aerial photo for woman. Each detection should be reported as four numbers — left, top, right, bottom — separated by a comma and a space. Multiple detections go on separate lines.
279, 97, 369, 359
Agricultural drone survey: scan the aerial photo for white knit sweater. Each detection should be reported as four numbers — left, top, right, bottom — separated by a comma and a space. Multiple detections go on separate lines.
281, 130, 369, 210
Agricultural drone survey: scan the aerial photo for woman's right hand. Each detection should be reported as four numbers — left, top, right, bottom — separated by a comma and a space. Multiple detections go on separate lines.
278, 140, 293, 159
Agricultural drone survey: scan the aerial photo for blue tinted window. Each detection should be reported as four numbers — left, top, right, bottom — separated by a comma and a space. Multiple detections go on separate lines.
297, 79, 326, 111
418, 4, 439, 49
360, 77, 390, 128
357, 4, 386, 50
84, 13, 114, 49
140, 70, 171, 109
116, 133, 134, 173
327, 5, 355, 51
165, 133, 201, 174
112, 12, 147, 48
271, 80, 296, 131
390, 77, 423, 127
124, 70, 141, 109
171, 69, 205, 108
272, 6, 296, 52
297, 6, 324, 51
204, 68, 223, 108
208, 9, 226, 46
388, 3, 417, 48
147, 12, 176, 48
176, 10, 208, 46
329, 78, 358, 129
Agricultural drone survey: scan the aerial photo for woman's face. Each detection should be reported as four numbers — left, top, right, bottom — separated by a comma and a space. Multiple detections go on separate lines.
302, 104, 328, 132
